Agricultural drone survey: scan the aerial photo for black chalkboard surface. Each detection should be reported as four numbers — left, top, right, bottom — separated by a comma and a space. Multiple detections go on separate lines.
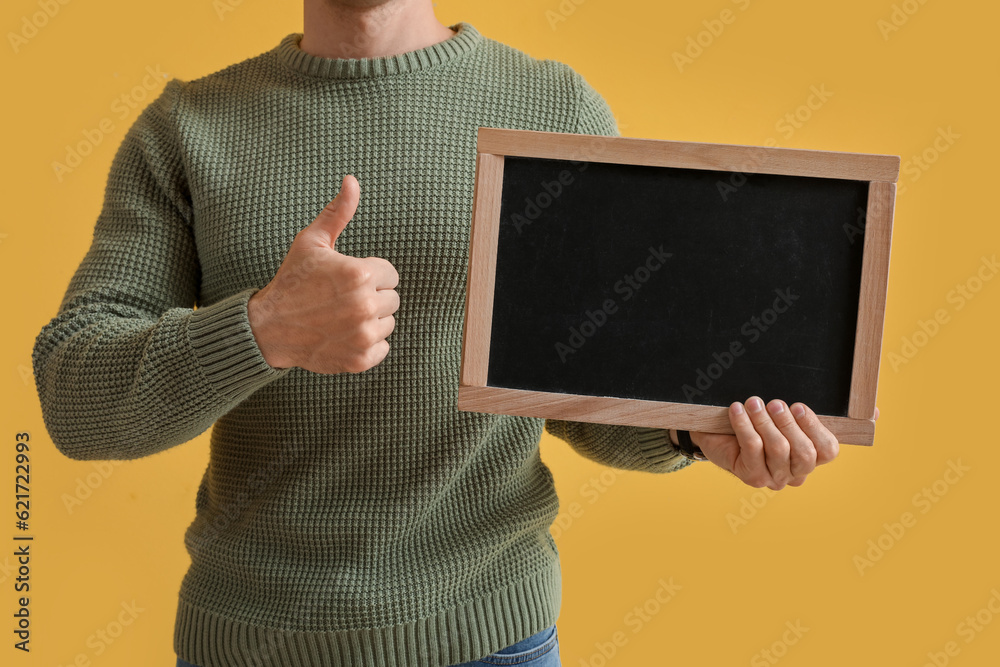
459, 129, 899, 445
489, 157, 867, 417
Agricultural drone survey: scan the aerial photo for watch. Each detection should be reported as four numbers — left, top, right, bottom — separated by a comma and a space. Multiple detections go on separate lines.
674, 429, 709, 462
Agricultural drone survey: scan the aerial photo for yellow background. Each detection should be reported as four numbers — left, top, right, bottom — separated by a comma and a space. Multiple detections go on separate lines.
3, 0, 998, 664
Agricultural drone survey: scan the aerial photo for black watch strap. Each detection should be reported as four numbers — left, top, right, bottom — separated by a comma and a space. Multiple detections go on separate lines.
676, 430, 709, 461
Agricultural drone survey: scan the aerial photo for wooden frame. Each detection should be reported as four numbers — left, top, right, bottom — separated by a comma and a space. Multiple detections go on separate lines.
459, 128, 899, 446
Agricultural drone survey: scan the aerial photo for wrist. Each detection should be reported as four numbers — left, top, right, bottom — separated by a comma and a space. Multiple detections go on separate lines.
247, 288, 292, 369
674, 429, 709, 462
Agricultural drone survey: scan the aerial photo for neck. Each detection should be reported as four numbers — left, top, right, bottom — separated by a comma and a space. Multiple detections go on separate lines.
300, 0, 455, 60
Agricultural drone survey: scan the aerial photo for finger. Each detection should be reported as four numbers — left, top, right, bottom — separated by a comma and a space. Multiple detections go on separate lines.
746, 396, 791, 490
371, 314, 396, 342
790, 402, 839, 465
766, 399, 816, 481
374, 288, 400, 318
308, 174, 360, 249
728, 399, 771, 488
365, 256, 400, 290
353, 339, 390, 373
874, 406, 880, 421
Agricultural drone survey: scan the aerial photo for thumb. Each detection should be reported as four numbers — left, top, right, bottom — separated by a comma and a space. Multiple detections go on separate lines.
307, 174, 360, 249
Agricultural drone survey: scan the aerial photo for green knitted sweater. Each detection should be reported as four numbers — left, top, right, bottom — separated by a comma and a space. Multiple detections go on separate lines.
32, 22, 690, 667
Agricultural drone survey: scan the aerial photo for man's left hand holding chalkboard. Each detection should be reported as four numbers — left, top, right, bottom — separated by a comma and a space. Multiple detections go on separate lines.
669, 398, 880, 489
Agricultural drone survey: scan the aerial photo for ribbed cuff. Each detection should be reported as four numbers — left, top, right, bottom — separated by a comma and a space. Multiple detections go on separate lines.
187, 287, 293, 402
634, 427, 693, 473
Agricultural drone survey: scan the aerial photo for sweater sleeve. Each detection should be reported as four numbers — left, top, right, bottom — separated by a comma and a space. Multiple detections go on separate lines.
31, 79, 292, 462
542, 68, 691, 475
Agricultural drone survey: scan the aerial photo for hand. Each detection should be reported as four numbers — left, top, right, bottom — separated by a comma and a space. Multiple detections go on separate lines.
247, 174, 400, 374
671, 398, 880, 489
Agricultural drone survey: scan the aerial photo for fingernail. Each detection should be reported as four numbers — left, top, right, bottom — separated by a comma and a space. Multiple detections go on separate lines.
732, 402, 744, 416
748, 397, 764, 413
767, 400, 783, 415
792, 404, 805, 418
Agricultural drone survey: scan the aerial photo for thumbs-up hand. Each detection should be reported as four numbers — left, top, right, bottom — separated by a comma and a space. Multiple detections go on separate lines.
247, 174, 400, 374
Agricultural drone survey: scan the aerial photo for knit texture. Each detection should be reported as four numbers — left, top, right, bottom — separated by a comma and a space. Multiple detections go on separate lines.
32, 22, 691, 667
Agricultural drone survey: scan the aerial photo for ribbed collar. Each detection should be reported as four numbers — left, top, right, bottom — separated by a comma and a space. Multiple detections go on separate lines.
275, 21, 481, 79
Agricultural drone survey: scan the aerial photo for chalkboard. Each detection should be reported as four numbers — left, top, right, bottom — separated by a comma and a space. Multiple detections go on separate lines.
459, 128, 899, 445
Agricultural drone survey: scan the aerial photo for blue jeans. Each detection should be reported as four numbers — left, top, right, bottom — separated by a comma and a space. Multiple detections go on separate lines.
175, 624, 559, 666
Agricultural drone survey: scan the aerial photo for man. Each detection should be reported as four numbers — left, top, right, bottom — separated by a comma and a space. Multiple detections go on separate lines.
31, 1, 876, 665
